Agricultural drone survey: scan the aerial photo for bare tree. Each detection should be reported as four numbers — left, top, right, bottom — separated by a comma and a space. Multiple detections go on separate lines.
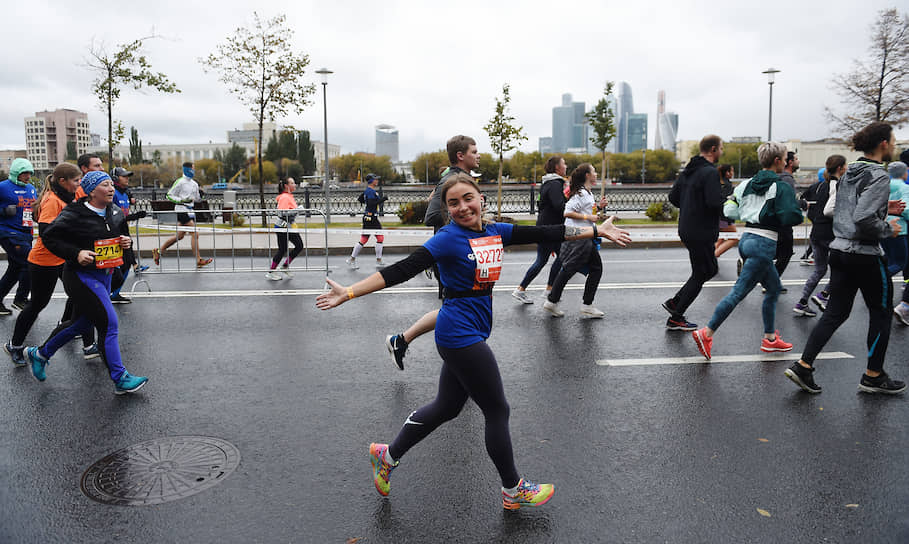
483, 84, 527, 220
86, 36, 180, 166
586, 82, 617, 194
201, 12, 315, 224
826, 8, 909, 134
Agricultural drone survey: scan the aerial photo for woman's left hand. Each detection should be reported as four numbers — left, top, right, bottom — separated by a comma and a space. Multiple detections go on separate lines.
316, 278, 349, 310
119, 235, 132, 249
596, 216, 632, 247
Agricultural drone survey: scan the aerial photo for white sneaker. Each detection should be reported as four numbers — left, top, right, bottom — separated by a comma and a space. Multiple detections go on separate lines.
894, 304, 909, 326
580, 304, 605, 318
542, 300, 564, 317
511, 289, 533, 304
265, 271, 282, 281
376, 259, 385, 267
281, 267, 294, 278
346, 257, 359, 269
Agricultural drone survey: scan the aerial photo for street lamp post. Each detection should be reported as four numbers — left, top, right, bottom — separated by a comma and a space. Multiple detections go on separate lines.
762, 68, 780, 142
316, 67, 333, 224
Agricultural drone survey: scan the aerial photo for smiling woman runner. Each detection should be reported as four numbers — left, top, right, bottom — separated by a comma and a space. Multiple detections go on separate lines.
317, 172, 631, 510
23, 171, 148, 395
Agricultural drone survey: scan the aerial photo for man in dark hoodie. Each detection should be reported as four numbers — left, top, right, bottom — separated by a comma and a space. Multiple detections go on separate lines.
785, 122, 906, 395
663, 134, 725, 331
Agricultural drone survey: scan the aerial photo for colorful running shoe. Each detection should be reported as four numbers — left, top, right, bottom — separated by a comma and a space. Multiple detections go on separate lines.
761, 331, 793, 353
25, 347, 48, 382
114, 372, 148, 395
369, 443, 397, 496
666, 316, 697, 331
692, 328, 712, 360
502, 478, 555, 510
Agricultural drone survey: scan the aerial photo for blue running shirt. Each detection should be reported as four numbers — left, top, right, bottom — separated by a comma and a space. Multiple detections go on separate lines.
423, 221, 514, 348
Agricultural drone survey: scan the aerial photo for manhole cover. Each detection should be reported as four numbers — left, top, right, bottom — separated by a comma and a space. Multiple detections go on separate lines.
81, 436, 240, 506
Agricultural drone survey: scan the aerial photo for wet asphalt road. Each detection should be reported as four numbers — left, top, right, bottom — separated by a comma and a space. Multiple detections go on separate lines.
1, 245, 907, 543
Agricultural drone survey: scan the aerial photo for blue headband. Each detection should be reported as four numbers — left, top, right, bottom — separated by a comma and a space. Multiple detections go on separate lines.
81, 171, 111, 195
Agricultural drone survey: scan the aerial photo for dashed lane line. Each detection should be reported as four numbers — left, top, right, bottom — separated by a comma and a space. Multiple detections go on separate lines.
597, 351, 854, 366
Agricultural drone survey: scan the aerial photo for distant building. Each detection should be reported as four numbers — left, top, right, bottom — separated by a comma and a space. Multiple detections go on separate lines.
615, 82, 634, 153
227, 121, 285, 150
654, 91, 678, 152
0, 150, 27, 174
552, 93, 588, 153
539, 137, 553, 155
90, 133, 101, 147
24, 108, 91, 170
375, 124, 399, 162
782, 138, 862, 176
624, 113, 648, 153
313, 141, 341, 177
89, 142, 249, 165
730, 136, 762, 144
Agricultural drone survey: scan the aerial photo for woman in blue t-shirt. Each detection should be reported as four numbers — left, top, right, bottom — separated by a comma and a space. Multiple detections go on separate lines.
317, 172, 631, 510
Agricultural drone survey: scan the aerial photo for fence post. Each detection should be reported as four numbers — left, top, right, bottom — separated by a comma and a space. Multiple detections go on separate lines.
304, 186, 311, 217
529, 185, 535, 214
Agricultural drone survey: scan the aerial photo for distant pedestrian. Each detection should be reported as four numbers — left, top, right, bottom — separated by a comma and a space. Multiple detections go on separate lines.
885, 162, 909, 325
880, 161, 909, 278
109, 167, 147, 303
0, 158, 37, 315
346, 174, 388, 269
512, 155, 567, 304
662, 135, 725, 331
692, 141, 803, 360
265, 177, 304, 280
774, 151, 800, 287
152, 162, 212, 268
542, 163, 610, 319
792, 155, 845, 317
714, 164, 738, 258
784, 122, 906, 395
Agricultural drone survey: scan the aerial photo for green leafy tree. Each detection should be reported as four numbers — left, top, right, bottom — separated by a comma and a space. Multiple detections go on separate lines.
718, 143, 761, 179
297, 130, 316, 176
477, 152, 503, 182
194, 158, 221, 184
483, 83, 527, 217
412, 150, 449, 184
86, 36, 180, 164
128, 126, 143, 164
329, 153, 395, 183
215, 143, 249, 180
151, 149, 162, 168
249, 159, 278, 184
586, 82, 617, 184
201, 12, 316, 224
826, 8, 909, 134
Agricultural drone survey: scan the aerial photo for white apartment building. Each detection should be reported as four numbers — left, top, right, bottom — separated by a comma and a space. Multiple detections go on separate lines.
24, 109, 91, 170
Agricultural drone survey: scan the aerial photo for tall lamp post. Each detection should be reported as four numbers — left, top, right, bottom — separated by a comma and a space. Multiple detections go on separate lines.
316, 67, 333, 223
762, 68, 780, 142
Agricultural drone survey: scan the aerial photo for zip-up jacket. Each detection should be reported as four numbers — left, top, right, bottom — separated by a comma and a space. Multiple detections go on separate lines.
830, 158, 892, 256
41, 198, 129, 268
669, 155, 725, 242
537, 173, 567, 226
723, 169, 803, 231
800, 178, 834, 243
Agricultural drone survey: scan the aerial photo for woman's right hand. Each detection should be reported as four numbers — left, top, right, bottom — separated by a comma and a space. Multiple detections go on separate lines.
596, 216, 632, 247
77, 249, 96, 266
316, 278, 349, 310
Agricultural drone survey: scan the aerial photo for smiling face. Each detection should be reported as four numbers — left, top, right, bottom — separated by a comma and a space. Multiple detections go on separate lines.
445, 180, 484, 231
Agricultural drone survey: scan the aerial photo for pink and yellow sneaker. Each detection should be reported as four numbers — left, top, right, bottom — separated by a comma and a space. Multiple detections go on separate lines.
502, 478, 555, 510
369, 443, 397, 496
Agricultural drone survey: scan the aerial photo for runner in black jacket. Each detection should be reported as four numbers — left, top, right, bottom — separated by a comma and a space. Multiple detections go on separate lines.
23, 171, 148, 394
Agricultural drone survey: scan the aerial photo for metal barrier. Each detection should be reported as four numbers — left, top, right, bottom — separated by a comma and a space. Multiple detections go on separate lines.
128, 208, 330, 291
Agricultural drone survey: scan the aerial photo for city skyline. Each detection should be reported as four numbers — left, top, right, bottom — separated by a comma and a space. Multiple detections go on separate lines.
1, 0, 905, 161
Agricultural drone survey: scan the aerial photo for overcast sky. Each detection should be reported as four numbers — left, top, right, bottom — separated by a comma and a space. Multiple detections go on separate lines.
2, 0, 905, 160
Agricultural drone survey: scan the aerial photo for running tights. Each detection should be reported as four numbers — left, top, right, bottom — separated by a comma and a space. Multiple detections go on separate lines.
12, 263, 93, 348
388, 341, 519, 488
273, 231, 304, 266
40, 268, 125, 382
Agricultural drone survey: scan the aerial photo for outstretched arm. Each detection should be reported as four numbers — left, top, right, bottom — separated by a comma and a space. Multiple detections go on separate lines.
316, 273, 387, 310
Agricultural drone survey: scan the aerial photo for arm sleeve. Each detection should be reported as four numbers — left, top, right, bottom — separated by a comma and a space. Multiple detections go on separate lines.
509, 224, 566, 245
702, 170, 726, 209
668, 178, 682, 207
543, 183, 564, 213
823, 180, 837, 217
854, 178, 891, 239
379, 247, 435, 287
424, 188, 444, 228
41, 213, 81, 262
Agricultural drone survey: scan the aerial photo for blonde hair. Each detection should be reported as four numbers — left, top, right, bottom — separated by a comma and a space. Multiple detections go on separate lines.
757, 142, 787, 168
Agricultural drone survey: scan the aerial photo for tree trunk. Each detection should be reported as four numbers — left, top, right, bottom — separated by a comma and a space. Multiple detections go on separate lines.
258, 117, 266, 227
600, 151, 607, 200
107, 83, 113, 170
496, 157, 504, 221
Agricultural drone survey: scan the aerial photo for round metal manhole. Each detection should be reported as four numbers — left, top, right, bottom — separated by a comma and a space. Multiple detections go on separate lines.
81, 435, 240, 506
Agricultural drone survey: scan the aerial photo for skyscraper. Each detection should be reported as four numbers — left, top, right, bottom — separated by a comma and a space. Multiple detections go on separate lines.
625, 113, 648, 153
551, 93, 588, 153
615, 82, 634, 153
375, 124, 399, 162
655, 90, 679, 152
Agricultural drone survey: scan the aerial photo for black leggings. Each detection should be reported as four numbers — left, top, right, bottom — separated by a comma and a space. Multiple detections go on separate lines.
388, 341, 519, 488
801, 250, 892, 372
548, 241, 603, 305
272, 231, 303, 265
775, 226, 794, 277
11, 263, 92, 348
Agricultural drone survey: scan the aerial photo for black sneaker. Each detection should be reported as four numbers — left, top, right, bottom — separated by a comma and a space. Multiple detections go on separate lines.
110, 294, 132, 304
661, 298, 678, 316
666, 316, 698, 331
11, 299, 28, 311
0, 303, 11, 316
784, 362, 822, 394
4, 341, 25, 366
858, 372, 907, 395
384, 334, 407, 371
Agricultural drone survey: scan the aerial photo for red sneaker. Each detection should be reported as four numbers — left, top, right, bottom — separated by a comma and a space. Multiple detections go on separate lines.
761, 331, 793, 353
692, 328, 712, 360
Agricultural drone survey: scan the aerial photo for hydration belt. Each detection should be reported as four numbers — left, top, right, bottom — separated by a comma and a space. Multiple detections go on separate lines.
442, 287, 494, 299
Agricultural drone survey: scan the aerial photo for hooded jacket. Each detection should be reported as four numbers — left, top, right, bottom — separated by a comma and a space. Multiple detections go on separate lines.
668, 155, 725, 241
41, 198, 129, 269
830, 158, 892, 256
424, 166, 467, 229
537, 173, 567, 226
0, 158, 37, 238
723, 169, 803, 233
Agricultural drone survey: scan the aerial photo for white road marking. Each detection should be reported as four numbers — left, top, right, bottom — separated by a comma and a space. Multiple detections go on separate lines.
597, 351, 854, 366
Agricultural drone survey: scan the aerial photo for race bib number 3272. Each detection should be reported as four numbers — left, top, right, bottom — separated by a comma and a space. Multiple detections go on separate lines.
469, 235, 503, 283
94, 238, 124, 269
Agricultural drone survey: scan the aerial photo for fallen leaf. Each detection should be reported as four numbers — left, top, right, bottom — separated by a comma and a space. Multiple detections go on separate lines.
347, 538, 361, 544
758, 438, 769, 443
819, 407, 824, 411
845, 504, 859, 508
757, 508, 771, 517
